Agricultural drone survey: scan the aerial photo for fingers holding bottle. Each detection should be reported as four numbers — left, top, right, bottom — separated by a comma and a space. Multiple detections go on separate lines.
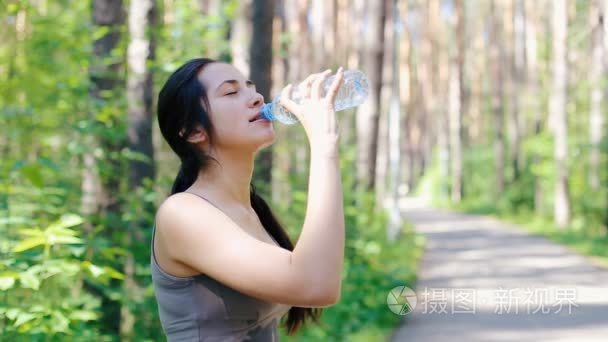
325, 67, 344, 104
279, 84, 300, 118
277, 67, 346, 156
325, 67, 344, 134
311, 69, 333, 100
278, 70, 330, 122
303, 68, 343, 155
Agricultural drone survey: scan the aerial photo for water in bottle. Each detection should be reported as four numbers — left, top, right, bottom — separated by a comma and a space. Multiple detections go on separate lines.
260, 69, 369, 125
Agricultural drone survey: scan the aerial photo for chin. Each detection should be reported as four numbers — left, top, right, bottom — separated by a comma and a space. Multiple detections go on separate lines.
255, 134, 276, 152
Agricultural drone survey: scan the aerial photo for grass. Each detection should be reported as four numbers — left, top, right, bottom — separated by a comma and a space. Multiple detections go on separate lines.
508, 214, 608, 269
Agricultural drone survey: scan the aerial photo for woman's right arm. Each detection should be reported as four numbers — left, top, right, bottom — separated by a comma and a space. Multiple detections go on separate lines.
289, 145, 345, 304
281, 68, 346, 304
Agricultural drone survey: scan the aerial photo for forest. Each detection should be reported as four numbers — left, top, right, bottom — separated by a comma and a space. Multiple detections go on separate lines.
1, 0, 606, 341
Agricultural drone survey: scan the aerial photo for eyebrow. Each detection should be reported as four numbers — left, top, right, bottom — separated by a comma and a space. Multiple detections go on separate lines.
215, 79, 255, 92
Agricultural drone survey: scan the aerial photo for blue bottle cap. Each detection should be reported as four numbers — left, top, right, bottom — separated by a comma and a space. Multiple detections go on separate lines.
260, 103, 274, 121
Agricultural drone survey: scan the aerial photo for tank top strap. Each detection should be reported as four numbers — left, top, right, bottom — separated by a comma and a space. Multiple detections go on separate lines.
182, 191, 280, 246
183, 191, 225, 210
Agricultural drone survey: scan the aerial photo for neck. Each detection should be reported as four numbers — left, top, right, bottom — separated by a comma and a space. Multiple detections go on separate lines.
189, 147, 255, 209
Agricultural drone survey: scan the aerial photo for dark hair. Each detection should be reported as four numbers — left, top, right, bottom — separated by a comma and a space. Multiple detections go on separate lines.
157, 58, 322, 335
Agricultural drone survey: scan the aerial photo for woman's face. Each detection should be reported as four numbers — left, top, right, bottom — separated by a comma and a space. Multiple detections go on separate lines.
198, 62, 275, 153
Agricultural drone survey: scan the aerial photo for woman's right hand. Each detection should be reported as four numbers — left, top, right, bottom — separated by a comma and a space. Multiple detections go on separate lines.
278, 67, 345, 157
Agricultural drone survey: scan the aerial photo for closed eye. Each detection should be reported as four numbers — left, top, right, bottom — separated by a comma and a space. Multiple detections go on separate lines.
225, 91, 237, 96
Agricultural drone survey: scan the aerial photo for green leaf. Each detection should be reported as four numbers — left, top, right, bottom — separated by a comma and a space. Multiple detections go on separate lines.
69, 310, 97, 321
19, 272, 41, 290
13, 236, 46, 253
68, 246, 86, 257
0, 273, 17, 290
92, 26, 110, 41
103, 266, 125, 280
0, 216, 31, 226
19, 163, 44, 188
48, 236, 83, 246
15, 228, 44, 237
6, 308, 20, 320
82, 261, 104, 278
29, 305, 45, 313
52, 227, 79, 236
13, 312, 36, 327
47, 214, 84, 230
101, 246, 128, 258
51, 311, 70, 332
7, 3, 19, 14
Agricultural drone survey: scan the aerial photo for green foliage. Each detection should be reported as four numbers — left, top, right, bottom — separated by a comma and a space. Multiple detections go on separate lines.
0, 207, 112, 339
1, 1, 152, 339
1, 163, 163, 341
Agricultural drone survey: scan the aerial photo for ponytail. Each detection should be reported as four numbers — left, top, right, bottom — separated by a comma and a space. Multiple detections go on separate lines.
171, 159, 198, 194
171, 146, 218, 195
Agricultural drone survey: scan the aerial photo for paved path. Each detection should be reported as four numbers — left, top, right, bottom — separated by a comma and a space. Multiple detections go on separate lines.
390, 200, 608, 342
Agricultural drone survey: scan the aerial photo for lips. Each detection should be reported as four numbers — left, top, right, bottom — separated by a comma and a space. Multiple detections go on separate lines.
249, 111, 264, 122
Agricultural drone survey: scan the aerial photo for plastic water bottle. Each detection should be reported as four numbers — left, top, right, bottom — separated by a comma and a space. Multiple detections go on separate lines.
260, 69, 369, 125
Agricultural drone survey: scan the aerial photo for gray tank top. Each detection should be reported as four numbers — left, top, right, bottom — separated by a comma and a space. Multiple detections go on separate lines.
151, 193, 292, 341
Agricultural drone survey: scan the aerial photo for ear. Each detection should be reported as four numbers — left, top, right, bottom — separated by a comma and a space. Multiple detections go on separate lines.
181, 126, 208, 144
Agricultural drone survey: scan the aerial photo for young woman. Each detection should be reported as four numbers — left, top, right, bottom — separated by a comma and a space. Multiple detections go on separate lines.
152, 58, 346, 341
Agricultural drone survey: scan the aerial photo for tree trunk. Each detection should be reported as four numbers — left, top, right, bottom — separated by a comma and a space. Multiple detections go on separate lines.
524, 0, 544, 214
426, 0, 443, 197
374, 0, 392, 208
432, 0, 451, 200
449, 0, 464, 203
270, 0, 290, 205
84, 0, 124, 218
121, 0, 156, 338
602, 0, 608, 230
311, 0, 326, 68
550, 0, 570, 228
249, 0, 275, 196
386, 0, 404, 240
85, 0, 124, 335
356, 0, 387, 191
283, 0, 312, 176
336, 0, 350, 66
230, 0, 251, 75
466, 3, 485, 145
489, 0, 505, 195
338, 0, 365, 148
589, 0, 604, 191
402, 3, 416, 194
127, 0, 156, 189
416, 0, 436, 180
508, 0, 524, 181
324, 0, 338, 67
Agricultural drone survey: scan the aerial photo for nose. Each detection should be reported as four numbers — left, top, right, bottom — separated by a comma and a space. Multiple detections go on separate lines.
249, 91, 264, 108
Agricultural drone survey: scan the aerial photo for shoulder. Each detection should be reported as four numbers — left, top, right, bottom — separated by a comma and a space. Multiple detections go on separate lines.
156, 193, 191, 224
155, 192, 220, 240
156, 190, 222, 219
157, 192, 200, 216
153, 192, 223, 277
